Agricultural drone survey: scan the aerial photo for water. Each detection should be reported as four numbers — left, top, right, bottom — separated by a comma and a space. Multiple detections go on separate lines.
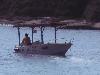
0, 26, 100, 75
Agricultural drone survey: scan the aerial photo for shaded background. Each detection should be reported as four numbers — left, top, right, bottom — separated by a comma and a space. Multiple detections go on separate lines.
0, 0, 100, 21
0, 0, 89, 18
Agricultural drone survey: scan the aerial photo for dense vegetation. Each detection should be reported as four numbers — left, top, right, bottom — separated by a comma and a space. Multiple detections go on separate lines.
0, 0, 89, 19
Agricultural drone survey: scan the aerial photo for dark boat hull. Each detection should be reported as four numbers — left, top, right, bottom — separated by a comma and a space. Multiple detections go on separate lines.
14, 43, 72, 56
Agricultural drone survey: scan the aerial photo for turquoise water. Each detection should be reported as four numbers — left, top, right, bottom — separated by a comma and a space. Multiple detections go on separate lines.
0, 26, 100, 75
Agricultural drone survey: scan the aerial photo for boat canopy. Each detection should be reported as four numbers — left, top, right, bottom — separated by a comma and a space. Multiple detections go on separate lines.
13, 21, 65, 28
12, 19, 65, 45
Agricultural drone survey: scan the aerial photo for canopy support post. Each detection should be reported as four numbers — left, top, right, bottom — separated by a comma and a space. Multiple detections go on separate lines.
40, 26, 44, 44
18, 27, 20, 46
32, 27, 34, 43
55, 26, 57, 43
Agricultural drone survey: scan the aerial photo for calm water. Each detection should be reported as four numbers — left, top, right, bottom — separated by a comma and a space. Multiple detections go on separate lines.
0, 26, 100, 75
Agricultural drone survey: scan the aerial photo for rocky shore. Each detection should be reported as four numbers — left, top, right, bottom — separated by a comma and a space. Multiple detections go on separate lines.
0, 16, 100, 30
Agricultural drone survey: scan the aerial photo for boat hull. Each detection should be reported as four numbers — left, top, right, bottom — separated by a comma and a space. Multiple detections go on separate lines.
14, 43, 72, 56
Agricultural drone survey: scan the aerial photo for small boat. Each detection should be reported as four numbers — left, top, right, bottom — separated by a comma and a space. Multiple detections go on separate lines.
14, 20, 72, 56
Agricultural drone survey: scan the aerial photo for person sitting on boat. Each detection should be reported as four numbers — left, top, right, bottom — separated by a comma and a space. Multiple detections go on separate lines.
22, 33, 31, 46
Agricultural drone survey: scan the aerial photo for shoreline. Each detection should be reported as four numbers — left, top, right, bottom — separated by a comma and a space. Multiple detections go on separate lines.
0, 16, 100, 30
0, 24, 100, 30
59, 25, 100, 30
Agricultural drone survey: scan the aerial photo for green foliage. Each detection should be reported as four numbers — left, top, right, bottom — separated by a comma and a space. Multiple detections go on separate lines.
0, 0, 89, 18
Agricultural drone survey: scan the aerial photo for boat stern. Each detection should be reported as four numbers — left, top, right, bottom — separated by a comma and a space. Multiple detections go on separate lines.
14, 45, 21, 52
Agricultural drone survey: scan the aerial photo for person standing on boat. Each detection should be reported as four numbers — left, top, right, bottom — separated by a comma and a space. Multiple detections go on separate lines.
22, 33, 31, 46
